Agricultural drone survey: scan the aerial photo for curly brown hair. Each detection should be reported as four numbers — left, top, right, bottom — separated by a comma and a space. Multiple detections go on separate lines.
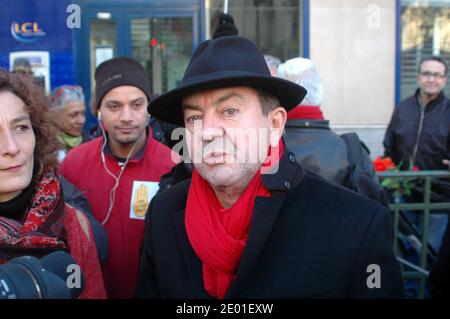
0, 69, 60, 171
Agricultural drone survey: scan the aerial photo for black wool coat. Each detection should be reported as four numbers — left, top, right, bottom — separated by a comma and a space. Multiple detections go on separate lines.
136, 150, 404, 299
430, 219, 450, 299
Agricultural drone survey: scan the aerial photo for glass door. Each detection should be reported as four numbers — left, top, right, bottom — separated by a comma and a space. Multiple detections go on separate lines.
131, 16, 193, 95
89, 17, 118, 104
76, 3, 200, 129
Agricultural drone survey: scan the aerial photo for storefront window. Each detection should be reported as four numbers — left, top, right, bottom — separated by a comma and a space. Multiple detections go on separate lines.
131, 17, 193, 95
207, 0, 303, 61
401, 0, 450, 100
89, 19, 117, 97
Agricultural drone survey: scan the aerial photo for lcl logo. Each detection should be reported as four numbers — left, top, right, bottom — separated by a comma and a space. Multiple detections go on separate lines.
11, 22, 46, 43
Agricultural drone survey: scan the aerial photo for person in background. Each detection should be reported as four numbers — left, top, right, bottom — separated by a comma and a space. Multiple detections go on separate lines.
384, 56, 449, 253
88, 93, 178, 148
277, 57, 386, 205
12, 58, 33, 76
49, 85, 88, 162
264, 55, 281, 77
59, 57, 179, 299
50, 86, 109, 262
384, 56, 449, 173
12, 58, 45, 88
0, 69, 106, 298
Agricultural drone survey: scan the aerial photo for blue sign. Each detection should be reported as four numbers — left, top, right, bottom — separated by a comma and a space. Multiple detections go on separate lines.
10, 21, 47, 43
0, 0, 75, 88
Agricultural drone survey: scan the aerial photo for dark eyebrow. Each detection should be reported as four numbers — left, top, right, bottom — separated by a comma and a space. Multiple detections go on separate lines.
104, 100, 122, 106
182, 103, 202, 111
104, 97, 146, 106
11, 115, 30, 124
131, 97, 147, 104
213, 92, 246, 106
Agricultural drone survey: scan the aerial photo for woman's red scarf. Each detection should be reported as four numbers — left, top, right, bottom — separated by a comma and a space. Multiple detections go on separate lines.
0, 170, 106, 299
185, 139, 284, 298
287, 105, 325, 120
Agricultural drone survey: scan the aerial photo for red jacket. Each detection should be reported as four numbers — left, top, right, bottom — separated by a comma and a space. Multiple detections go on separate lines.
59, 132, 178, 298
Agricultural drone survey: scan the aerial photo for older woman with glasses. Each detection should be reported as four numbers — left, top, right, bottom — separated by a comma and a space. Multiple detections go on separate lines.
0, 70, 106, 298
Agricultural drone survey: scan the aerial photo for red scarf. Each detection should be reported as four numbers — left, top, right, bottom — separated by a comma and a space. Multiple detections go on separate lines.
287, 105, 325, 120
0, 171, 67, 251
185, 140, 284, 298
0, 170, 106, 298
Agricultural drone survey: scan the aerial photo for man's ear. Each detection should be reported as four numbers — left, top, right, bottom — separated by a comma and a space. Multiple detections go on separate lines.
268, 106, 287, 147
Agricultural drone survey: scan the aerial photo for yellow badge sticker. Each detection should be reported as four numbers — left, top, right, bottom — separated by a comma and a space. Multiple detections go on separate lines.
130, 181, 159, 220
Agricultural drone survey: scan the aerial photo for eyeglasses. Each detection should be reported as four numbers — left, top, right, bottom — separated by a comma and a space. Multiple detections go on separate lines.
419, 71, 447, 79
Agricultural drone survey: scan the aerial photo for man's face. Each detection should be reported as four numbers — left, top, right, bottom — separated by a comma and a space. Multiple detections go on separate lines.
182, 86, 286, 189
55, 101, 86, 137
417, 60, 448, 97
98, 86, 148, 146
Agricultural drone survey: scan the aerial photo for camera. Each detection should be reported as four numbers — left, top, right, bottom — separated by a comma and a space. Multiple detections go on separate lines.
0, 251, 85, 299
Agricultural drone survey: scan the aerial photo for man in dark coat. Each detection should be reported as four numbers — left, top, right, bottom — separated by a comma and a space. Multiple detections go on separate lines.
383, 56, 449, 203
430, 220, 450, 298
136, 18, 404, 299
383, 56, 449, 253
277, 57, 387, 206
384, 56, 449, 173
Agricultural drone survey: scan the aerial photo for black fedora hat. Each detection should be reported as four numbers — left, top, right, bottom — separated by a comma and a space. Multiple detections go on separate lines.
148, 35, 307, 126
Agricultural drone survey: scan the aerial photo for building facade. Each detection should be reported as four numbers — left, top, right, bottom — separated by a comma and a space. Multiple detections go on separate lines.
0, 0, 448, 157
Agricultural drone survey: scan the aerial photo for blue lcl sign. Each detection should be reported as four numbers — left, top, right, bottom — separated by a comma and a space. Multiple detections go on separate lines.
11, 21, 46, 43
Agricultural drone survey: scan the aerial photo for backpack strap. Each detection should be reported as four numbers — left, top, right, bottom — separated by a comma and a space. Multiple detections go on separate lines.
341, 133, 389, 206
341, 133, 365, 191
341, 132, 365, 168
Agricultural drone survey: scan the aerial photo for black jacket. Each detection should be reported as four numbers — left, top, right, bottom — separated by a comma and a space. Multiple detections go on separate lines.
284, 119, 378, 187
384, 90, 450, 171
136, 150, 404, 299
384, 90, 450, 201
284, 119, 349, 185
429, 219, 450, 299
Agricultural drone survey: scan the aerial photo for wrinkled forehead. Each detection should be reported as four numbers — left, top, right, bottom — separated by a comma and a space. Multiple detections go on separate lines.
62, 100, 85, 112
182, 86, 257, 108
0, 90, 29, 118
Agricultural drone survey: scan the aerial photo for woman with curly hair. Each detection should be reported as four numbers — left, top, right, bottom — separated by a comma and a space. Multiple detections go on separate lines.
0, 69, 106, 298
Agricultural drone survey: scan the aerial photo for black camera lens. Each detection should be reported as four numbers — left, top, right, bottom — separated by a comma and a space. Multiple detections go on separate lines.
0, 257, 43, 299
0, 255, 72, 299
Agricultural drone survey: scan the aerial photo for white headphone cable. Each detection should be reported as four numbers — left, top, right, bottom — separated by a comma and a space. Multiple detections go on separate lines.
98, 116, 139, 226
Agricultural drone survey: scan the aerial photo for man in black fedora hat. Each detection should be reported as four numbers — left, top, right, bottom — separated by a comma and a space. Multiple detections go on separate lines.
136, 15, 404, 299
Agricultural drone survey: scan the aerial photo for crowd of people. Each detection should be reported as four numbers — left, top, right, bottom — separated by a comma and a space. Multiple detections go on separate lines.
0, 13, 448, 299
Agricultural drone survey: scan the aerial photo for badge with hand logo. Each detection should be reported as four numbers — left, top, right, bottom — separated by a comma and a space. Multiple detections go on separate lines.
133, 184, 149, 217
130, 181, 159, 220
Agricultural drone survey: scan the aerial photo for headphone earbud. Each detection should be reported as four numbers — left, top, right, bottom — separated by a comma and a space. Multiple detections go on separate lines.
98, 112, 102, 121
